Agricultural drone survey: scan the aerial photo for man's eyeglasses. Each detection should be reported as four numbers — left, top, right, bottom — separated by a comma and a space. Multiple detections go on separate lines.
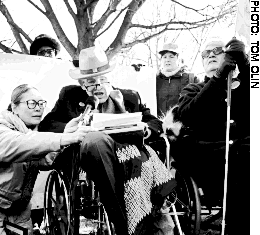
84, 82, 110, 92
37, 49, 56, 57
18, 100, 47, 109
201, 47, 224, 59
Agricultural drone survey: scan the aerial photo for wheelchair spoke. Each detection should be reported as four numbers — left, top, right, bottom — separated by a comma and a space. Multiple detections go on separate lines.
167, 168, 201, 235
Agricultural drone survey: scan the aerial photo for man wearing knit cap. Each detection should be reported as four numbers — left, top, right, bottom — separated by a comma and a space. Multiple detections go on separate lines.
30, 34, 60, 58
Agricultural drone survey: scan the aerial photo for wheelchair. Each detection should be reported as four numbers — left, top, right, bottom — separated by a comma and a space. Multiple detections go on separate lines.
43, 144, 115, 235
150, 136, 201, 235
43, 136, 202, 235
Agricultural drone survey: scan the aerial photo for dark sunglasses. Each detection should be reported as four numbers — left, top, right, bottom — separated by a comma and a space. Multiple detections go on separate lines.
201, 47, 224, 59
18, 100, 47, 109
37, 49, 56, 56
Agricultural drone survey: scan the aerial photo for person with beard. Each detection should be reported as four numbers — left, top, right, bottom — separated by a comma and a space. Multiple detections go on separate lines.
156, 42, 198, 117
39, 46, 177, 235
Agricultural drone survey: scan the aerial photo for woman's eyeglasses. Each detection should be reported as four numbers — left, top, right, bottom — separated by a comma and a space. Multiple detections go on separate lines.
37, 49, 55, 57
18, 100, 47, 109
201, 47, 224, 59
84, 82, 110, 92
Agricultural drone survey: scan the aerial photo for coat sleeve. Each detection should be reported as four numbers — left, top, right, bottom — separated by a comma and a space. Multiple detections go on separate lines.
39, 87, 69, 133
0, 125, 62, 163
178, 76, 227, 124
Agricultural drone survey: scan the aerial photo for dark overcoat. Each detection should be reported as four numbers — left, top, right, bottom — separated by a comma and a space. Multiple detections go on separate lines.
174, 63, 250, 233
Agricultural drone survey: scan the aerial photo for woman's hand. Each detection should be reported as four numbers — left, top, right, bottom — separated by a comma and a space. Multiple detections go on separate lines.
64, 115, 82, 133
61, 124, 97, 146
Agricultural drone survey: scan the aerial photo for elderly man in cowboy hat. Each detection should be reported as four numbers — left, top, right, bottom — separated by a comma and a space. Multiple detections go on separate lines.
156, 42, 198, 117
39, 45, 177, 235
30, 34, 60, 58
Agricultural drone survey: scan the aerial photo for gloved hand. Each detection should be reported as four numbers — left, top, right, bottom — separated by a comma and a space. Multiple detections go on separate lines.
225, 38, 248, 72
215, 53, 236, 79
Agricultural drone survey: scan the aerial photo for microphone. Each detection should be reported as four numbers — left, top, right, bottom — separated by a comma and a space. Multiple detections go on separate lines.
78, 95, 99, 126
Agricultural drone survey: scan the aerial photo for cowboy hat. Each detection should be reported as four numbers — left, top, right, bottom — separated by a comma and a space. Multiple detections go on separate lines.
159, 42, 179, 55
69, 46, 115, 80
30, 34, 60, 55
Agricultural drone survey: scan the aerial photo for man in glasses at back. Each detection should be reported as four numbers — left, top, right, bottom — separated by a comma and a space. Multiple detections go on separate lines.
166, 37, 250, 234
30, 34, 60, 58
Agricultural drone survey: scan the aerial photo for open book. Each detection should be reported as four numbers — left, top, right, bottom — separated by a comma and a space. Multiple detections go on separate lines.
90, 112, 146, 134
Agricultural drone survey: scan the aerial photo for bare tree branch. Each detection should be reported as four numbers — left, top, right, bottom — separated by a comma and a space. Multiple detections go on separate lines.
27, 0, 46, 15
95, 4, 129, 38
0, 41, 23, 54
73, 0, 80, 9
94, 0, 121, 34
107, 0, 146, 58
0, 1, 29, 53
40, 0, 76, 57
0, 41, 12, 53
0, 0, 236, 61
170, 0, 236, 17
7, 22, 33, 44
63, 0, 77, 22
130, 8, 236, 30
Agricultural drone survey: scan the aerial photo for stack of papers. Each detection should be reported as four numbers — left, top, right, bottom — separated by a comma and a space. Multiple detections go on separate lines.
90, 112, 146, 134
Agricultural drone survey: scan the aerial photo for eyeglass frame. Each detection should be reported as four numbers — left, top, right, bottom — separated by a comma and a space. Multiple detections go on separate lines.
84, 82, 110, 92
17, 100, 47, 109
37, 48, 56, 56
201, 47, 225, 59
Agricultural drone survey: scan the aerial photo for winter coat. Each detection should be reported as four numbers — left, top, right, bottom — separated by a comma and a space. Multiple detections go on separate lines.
175, 63, 250, 203
38, 85, 163, 140
156, 67, 198, 117
0, 111, 61, 210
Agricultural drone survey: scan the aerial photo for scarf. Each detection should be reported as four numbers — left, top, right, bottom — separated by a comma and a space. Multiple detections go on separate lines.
160, 67, 181, 77
98, 90, 127, 114
0, 110, 40, 211
0, 110, 31, 133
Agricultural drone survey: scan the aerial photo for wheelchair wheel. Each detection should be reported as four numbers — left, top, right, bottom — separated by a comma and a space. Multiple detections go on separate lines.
168, 163, 201, 235
43, 170, 70, 235
70, 179, 115, 235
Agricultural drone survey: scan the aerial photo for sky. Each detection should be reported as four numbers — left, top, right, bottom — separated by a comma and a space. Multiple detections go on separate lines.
0, 0, 237, 77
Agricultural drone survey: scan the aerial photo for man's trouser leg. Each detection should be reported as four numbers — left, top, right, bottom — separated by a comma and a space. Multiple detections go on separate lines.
80, 132, 129, 235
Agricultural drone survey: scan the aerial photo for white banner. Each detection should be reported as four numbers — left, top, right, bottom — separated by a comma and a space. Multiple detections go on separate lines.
0, 53, 78, 114
0, 54, 157, 116
110, 65, 157, 116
